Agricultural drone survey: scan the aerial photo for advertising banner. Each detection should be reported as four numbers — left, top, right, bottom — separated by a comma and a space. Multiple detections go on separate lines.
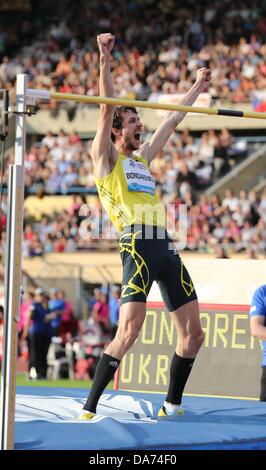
118, 260, 266, 398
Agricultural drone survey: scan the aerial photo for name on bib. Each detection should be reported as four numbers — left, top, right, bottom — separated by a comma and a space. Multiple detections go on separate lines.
122, 158, 155, 195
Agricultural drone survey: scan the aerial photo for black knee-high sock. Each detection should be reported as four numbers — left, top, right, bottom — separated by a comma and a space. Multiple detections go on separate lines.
83, 353, 120, 413
166, 353, 195, 405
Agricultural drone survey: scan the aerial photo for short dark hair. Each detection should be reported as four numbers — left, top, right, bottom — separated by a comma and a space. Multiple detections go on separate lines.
111, 106, 138, 142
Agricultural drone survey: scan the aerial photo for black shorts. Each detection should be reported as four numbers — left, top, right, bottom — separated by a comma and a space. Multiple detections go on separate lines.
119, 225, 197, 312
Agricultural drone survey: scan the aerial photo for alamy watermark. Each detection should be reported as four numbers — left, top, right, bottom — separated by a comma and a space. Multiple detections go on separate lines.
78, 202, 188, 251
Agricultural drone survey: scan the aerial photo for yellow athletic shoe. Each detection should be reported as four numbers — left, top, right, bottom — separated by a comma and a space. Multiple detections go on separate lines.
158, 405, 184, 418
77, 410, 96, 421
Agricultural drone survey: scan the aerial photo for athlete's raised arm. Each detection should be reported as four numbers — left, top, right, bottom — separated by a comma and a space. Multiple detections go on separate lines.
91, 33, 118, 177
140, 68, 211, 163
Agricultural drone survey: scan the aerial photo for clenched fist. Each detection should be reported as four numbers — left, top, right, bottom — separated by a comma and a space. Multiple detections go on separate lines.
196, 67, 211, 92
97, 33, 115, 57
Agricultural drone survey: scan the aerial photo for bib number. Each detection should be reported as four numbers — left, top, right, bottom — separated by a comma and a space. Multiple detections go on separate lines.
122, 158, 155, 195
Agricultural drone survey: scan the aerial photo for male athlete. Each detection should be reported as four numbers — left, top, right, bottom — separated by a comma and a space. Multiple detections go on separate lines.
250, 284, 266, 401
79, 33, 211, 419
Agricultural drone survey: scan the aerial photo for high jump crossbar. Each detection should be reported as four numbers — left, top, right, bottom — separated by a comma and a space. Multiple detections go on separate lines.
26, 88, 266, 119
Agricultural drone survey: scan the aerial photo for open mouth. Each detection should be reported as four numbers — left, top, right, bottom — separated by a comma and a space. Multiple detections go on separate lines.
134, 133, 141, 142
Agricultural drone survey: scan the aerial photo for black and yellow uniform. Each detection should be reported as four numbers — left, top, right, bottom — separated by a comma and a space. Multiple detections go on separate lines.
94, 151, 166, 231
119, 225, 196, 310
94, 152, 197, 311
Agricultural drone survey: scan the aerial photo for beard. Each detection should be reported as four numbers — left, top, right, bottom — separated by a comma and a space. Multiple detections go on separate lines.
124, 134, 139, 151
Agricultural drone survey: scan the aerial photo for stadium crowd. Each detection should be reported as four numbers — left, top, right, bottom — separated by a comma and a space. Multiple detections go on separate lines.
4, 127, 246, 195
0, 168, 265, 259
16, 188, 264, 258
0, 1, 265, 259
0, 122, 263, 258
0, 0, 265, 112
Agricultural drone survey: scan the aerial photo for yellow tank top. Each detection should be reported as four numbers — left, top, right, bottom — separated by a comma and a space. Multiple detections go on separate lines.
94, 152, 166, 232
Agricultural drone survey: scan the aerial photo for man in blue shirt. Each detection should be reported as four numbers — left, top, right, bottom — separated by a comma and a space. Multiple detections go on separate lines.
250, 284, 266, 401
49, 288, 65, 337
29, 288, 55, 379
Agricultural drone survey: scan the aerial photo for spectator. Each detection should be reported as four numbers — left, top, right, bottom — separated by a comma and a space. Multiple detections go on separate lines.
92, 290, 110, 336
214, 245, 230, 259
222, 189, 239, 212
18, 288, 34, 361
28, 288, 55, 379
48, 288, 65, 337
250, 284, 266, 401
57, 290, 77, 341
109, 286, 120, 339
88, 287, 101, 314
1, 1, 266, 111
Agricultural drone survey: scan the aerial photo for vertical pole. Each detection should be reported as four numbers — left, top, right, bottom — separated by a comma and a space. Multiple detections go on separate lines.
0, 74, 27, 450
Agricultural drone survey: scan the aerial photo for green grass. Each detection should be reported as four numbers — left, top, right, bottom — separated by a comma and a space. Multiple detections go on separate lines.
16, 373, 114, 389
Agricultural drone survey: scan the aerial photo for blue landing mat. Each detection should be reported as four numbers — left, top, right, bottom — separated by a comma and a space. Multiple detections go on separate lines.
15, 387, 266, 450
